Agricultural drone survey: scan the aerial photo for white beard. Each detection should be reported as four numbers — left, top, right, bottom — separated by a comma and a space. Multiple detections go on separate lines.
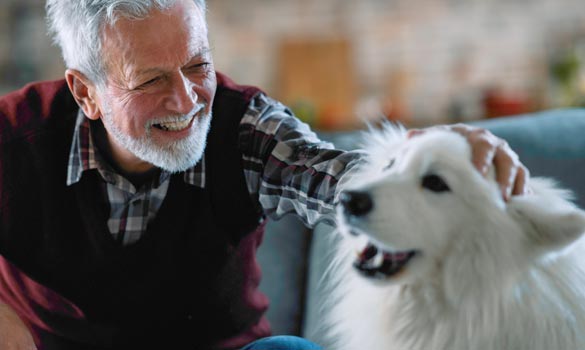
101, 104, 211, 173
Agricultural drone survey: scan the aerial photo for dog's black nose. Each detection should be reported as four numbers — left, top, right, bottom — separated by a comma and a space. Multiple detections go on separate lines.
339, 190, 373, 216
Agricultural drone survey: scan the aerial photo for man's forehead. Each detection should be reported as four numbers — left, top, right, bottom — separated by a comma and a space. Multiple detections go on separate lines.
100, 0, 209, 80
102, 0, 207, 48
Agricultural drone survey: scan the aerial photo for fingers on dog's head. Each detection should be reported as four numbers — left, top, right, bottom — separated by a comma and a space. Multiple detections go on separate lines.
492, 141, 523, 200
512, 164, 530, 197
467, 129, 502, 174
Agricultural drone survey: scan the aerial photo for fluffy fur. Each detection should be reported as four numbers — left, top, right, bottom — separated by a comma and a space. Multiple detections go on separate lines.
325, 124, 585, 350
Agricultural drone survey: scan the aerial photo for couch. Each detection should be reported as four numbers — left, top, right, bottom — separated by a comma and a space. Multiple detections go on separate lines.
256, 108, 585, 344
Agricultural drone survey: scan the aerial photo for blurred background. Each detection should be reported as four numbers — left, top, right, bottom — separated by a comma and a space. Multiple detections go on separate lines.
2, 0, 585, 130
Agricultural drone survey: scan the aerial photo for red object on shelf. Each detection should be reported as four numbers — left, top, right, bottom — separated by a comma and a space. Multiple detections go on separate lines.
483, 87, 532, 118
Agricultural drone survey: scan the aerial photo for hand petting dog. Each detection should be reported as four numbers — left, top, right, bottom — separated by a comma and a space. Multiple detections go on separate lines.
408, 124, 529, 201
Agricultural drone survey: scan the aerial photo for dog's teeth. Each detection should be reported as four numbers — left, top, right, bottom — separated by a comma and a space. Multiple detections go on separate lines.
373, 251, 384, 267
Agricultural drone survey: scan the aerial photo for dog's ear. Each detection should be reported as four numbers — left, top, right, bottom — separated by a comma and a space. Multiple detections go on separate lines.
509, 195, 585, 250
361, 122, 407, 152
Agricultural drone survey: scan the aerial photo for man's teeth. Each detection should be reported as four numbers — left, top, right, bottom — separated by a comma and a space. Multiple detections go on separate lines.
154, 117, 192, 131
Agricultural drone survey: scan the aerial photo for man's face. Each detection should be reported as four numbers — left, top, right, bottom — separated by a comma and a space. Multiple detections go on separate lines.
96, 0, 217, 173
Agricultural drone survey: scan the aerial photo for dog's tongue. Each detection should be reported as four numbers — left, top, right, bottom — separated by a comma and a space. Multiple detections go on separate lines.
358, 243, 410, 264
384, 251, 412, 261
359, 243, 379, 261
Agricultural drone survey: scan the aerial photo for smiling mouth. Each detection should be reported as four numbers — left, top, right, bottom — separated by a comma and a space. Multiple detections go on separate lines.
152, 114, 195, 131
354, 242, 419, 279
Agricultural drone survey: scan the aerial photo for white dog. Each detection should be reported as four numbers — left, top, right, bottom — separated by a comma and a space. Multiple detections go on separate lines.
326, 124, 585, 350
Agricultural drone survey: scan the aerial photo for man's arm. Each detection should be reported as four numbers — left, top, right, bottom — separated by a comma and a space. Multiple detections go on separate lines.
239, 94, 528, 226
0, 301, 37, 350
239, 94, 364, 227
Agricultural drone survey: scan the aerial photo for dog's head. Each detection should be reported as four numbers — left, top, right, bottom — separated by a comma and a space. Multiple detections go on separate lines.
336, 124, 585, 290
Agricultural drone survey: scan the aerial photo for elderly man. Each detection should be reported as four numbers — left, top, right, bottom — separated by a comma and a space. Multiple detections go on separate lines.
0, 0, 527, 349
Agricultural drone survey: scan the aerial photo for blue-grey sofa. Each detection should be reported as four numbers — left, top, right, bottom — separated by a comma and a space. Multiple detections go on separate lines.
256, 108, 585, 344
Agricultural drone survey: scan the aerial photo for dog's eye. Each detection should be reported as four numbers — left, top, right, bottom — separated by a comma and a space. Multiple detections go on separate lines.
421, 174, 450, 193
383, 159, 395, 171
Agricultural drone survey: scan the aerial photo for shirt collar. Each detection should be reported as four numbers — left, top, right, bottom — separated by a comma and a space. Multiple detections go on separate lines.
66, 109, 206, 188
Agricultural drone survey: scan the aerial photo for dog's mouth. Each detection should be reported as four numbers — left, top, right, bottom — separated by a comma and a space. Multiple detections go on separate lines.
354, 242, 418, 279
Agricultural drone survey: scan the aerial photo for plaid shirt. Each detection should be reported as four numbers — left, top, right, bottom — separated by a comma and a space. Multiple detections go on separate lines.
67, 93, 363, 245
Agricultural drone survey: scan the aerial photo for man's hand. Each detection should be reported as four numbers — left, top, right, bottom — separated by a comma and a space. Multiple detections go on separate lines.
0, 302, 37, 350
408, 124, 529, 201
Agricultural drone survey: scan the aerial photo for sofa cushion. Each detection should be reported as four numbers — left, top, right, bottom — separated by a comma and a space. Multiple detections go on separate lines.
257, 215, 310, 335
472, 108, 585, 207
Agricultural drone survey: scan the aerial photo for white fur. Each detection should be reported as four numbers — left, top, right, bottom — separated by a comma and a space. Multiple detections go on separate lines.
325, 124, 585, 350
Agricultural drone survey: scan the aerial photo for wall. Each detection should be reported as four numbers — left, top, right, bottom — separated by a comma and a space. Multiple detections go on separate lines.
208, 0, 585, 127
1, 0, 585, 128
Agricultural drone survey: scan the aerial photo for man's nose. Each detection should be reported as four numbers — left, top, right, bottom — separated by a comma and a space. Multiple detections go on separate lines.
165, 72, 197, 114
339, 190, 373, 217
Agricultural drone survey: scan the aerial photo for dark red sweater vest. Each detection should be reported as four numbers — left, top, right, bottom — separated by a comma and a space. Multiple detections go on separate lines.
0, 73, 271, 349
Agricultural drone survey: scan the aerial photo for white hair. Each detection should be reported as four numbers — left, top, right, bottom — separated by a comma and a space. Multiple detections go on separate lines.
46, 0, 207, 86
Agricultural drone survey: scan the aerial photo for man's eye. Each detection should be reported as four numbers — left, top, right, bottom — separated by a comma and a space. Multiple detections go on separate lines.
139, 77, 160, 88
185, 62, 210, 72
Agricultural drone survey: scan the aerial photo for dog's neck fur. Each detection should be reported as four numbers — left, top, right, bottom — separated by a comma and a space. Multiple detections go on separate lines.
328, 231, 585, 350
391, 239, 585, 350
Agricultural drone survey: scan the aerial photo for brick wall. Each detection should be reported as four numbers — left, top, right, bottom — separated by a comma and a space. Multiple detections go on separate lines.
208, 0, 585, 126
2, 0, 585, 126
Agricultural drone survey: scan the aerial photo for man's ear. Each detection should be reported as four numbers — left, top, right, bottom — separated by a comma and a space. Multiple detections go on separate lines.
65, 69, 102, 120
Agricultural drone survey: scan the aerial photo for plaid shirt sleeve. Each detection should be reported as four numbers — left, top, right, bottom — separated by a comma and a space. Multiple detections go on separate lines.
238, 93, 365, 227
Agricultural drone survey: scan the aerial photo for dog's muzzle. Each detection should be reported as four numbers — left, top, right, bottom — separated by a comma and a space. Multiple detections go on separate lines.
338, 190, 419, 279
339, 190, 373, 217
